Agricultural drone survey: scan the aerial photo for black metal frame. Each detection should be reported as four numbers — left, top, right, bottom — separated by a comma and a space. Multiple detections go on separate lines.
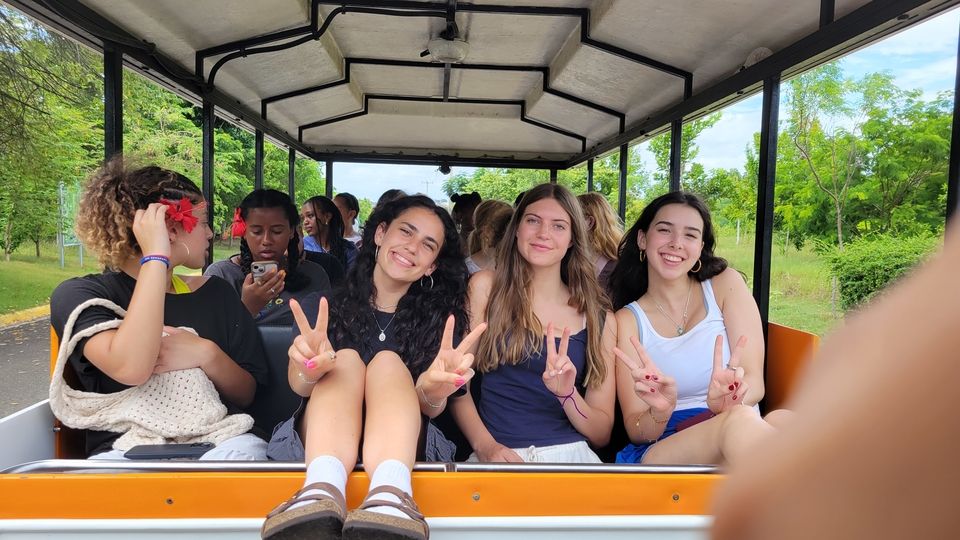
103, 42, 123, 159
201, 100, 216, 267
254, 130, 265, 190
325, 161, 334, 198
753, 77, 781, 330
948, 14, 960, 225
587, 159, 595, 192
287, 148, 297, 201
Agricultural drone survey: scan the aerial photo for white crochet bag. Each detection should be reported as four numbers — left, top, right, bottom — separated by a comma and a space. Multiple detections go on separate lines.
49, 297, 254, 450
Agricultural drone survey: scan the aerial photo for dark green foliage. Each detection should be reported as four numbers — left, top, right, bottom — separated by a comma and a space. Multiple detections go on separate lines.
827, 233, 939, 310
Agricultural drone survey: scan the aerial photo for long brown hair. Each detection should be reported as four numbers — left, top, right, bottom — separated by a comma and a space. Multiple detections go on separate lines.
577, 192, 622, 262
476, 183, 610, 388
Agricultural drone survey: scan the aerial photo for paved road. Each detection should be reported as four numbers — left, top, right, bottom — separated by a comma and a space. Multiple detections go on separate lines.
0, 318, 50, 418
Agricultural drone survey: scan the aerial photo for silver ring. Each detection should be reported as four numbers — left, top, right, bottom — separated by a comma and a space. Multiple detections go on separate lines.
328, 351, 336, 360
268, 287, 275, 294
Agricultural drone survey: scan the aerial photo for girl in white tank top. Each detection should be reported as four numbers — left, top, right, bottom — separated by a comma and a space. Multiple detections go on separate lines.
607, 192, 789, 466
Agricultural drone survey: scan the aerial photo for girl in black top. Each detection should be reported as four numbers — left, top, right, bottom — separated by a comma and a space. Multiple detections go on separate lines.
49, 158, 268, 459
261, 195, 485, 540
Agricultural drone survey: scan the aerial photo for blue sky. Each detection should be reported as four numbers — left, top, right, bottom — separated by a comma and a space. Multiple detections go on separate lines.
333, 8, 960, 203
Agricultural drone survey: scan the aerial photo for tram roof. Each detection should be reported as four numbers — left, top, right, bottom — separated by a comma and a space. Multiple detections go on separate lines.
11, 0, 960, 168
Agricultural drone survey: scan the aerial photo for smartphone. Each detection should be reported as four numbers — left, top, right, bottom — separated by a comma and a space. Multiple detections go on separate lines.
124, 442, 214, 460
251, 260, 279, 283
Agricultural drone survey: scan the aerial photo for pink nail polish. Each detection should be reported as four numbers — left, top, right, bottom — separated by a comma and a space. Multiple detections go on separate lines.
305, 360, 316, 369
455, 378, 465, 386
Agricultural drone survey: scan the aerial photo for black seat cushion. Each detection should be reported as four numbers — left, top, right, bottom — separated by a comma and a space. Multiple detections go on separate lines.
247, 325, 301, 436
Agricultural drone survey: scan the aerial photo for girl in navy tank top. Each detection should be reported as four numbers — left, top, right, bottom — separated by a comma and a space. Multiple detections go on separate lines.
607, 192, 790, 465
451, 183, 617, 463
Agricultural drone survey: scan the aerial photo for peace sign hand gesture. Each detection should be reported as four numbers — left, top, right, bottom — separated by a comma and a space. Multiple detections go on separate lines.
613, 335, 677, 413
416, 316, 487, 410
541, 323, 578, 397
706, 335, 749, 414
289, 297, 338, 385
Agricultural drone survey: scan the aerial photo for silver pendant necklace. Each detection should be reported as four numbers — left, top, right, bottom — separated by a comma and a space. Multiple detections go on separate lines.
652, 278, 694, 336
373, 309, 399, 342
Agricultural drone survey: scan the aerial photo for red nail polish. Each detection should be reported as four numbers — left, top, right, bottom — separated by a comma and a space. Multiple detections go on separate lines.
653, 376, 659, 381
732, 395, 738, 400
645, 375, 651, 380
650, 388, 656, 393
734, 381, 740, 388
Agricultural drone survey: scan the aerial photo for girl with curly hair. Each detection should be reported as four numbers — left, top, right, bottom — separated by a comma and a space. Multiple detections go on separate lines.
452, 183, 618, 463
204, 189, 330, 326
262, 195, 484, 540
49, 158, 268, 460
608, 191, 787, 465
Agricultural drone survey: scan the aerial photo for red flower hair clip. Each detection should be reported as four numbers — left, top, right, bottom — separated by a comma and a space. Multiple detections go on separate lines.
231, 208, 247, 237
159, 197, 202, 233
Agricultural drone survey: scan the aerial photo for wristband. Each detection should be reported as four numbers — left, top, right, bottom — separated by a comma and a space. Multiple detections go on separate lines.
553, 388, 588, 419
140, 254, 170, 268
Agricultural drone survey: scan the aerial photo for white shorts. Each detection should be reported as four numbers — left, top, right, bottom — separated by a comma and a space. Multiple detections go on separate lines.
467, 440, 601, 463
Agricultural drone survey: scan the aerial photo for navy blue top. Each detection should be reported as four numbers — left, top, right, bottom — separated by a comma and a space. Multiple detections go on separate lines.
478, 329, 588, 448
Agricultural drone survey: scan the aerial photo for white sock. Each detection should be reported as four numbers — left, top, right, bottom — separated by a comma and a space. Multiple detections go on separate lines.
364, 459, 413, 520
288, 455, 347, 512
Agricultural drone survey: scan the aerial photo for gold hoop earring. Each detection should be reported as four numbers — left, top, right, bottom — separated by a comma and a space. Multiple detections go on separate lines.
639, 250, 645, 262
690, 259, 702, 273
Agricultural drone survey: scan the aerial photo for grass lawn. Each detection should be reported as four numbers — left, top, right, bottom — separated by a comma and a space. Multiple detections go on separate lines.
715, 229, 840, 337
3, 236, 841, 336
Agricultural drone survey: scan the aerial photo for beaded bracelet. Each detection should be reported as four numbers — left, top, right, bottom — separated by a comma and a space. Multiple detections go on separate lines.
554, 388, 588, 419
139, 254, 170, 268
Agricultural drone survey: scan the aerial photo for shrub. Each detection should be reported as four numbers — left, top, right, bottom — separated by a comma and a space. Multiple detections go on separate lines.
828, 233, 939, 310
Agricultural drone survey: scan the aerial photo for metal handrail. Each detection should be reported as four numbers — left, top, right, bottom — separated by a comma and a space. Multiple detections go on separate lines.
2, 459, 720, 475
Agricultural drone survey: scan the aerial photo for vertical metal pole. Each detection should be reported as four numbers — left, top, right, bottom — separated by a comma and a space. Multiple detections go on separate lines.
753, 76, 780, 331
202, 100, 215, 268
58, 182, 65, 269
947, 16, 960, 225
325, 161, 334, 198
669, 79, 693, 192
549, 169, 558, 183
288, 148, 297, 203
618, 143, 628, 220
820, 0, 836, 27
587, 158, 594, 192
103, 42, 123, 160
254, 130, 264, 190
669, 120, 683, 191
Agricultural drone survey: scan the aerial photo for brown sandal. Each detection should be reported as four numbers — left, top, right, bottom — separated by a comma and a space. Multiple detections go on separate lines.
261, 481, 347, 540
341, 485, 429, 540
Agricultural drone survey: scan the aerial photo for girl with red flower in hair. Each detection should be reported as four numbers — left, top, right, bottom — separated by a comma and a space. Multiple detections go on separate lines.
49, 158, 269, 460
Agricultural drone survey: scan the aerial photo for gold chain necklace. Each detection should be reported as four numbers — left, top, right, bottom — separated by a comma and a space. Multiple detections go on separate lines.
652, 279, 693, 336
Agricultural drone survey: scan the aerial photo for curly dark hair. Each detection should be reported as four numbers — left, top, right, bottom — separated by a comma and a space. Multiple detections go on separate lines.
608, 191, 728, 310
327, 195, 468, 377
304, 195, 351, 268
76, 157, 203, 270
237, 189, 310, 292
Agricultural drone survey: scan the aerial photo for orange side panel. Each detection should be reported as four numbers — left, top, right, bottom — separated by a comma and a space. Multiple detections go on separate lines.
0, 472, 721, 519
765, 322, 820, 411
49, 325, 58, 376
